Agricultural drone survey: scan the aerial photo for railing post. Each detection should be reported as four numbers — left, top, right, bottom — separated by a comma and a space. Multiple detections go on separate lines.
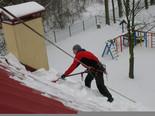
53, 31, 57, 43
140, 32, 143, 47
69, 25, 71, 37
83, 21, 85, 31
115, 38, 119, 52
120, 36, 123, 52
144, 32, 147, 48
95, 16, 98, 25
151, 33, 153, 48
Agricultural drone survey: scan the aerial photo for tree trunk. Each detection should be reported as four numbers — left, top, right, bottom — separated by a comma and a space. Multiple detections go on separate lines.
105, 0, 110, 25
111, 0, 116, 23
127, 20, 134, 79
117, 0, 123, 17
129, 35, 134, 79
129, 0, 135, 79
145, 0, 149, 9
124, 0, 135, 79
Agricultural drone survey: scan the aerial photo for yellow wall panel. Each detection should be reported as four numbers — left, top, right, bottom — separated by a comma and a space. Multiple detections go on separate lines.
2, 17, 49, 70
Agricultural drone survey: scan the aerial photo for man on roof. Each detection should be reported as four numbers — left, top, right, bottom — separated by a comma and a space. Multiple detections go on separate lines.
61, 44, 114, 103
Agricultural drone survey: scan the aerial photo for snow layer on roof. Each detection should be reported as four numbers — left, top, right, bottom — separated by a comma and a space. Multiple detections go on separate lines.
1, 1, 45, 19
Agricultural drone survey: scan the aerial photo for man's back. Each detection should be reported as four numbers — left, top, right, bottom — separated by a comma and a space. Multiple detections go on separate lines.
76, 50, 99, 68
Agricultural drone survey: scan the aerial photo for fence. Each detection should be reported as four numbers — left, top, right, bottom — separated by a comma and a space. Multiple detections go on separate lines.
45, 6, 120, 43
45, 15, 106, 43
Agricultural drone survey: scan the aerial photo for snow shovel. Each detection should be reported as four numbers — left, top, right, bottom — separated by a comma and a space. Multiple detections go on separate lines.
51, 71, 88, 83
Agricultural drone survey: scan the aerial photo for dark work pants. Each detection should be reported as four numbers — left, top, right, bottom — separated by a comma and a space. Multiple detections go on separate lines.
85, 71, 113, 99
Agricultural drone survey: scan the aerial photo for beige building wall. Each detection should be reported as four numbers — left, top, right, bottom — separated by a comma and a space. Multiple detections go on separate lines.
2, 17, 49, 70
2, 23, 20, 59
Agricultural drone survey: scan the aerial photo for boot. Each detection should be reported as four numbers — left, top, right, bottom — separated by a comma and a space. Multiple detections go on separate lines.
107, 97, 114, 103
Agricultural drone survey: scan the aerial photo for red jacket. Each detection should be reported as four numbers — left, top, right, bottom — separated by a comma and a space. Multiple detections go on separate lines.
64, 50, 99, 76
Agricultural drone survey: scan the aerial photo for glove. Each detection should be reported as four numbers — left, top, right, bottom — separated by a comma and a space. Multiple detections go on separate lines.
104, 70, 108, 75
60, 74, 66, 80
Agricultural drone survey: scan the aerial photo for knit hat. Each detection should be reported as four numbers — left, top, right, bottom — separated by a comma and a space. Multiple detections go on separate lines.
72, 44, 82, 52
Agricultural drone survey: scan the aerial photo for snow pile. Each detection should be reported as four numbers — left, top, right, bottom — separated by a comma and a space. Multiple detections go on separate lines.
5, 53, 26, 70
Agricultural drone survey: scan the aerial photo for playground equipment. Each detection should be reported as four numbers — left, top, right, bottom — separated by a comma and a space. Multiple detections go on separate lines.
102, 30, 155, 59
134, 30, 155, 48
102, 39, 119, 59
102, 34, 124, 59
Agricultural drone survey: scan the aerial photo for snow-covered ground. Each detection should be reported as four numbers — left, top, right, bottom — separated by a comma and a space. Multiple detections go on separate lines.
1, 3, 155, 112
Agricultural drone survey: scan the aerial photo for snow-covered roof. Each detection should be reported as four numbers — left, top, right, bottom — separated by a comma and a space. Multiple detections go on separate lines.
0, 1, 45, 20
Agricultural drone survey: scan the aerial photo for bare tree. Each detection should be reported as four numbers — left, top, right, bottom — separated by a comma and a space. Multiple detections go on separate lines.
123, 0, 143, 79
122, 0, 148, 79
